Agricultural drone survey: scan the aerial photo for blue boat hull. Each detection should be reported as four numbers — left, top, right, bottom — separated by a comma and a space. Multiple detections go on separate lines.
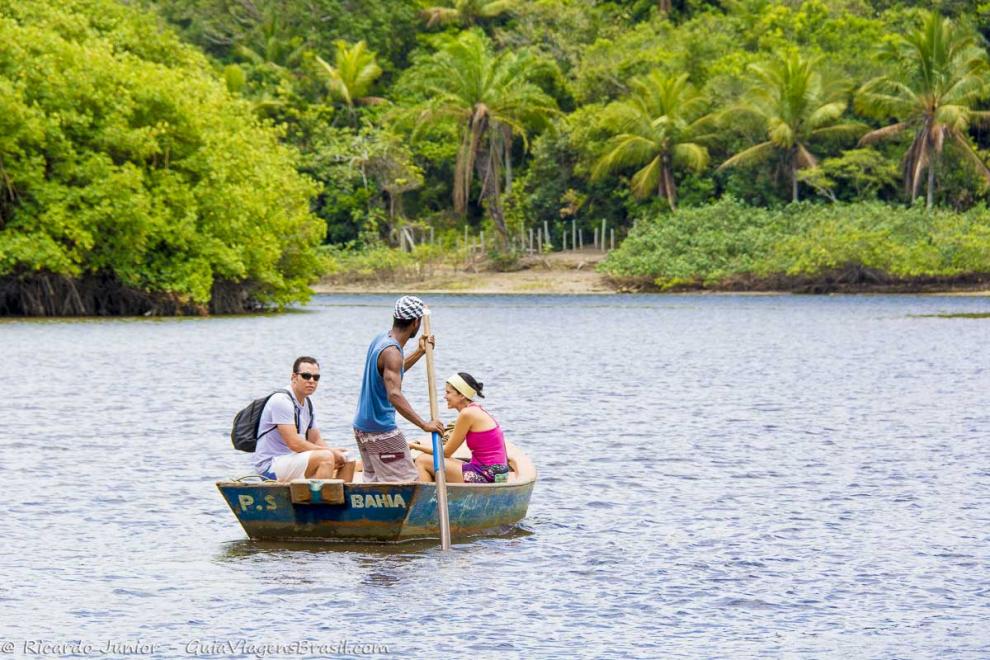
216, 479, 535, 543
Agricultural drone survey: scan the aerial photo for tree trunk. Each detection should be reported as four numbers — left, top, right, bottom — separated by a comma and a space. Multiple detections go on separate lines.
926, 153, 936, 210
475, 127, 509, 247
454, 108, 488, 216
658, 0, 673, 14
791, 153, 799, 203
661, 158, 677, 211
503, 124, 513, 194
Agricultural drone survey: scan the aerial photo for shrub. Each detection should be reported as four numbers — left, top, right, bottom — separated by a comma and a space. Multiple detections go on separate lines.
601, 198, 990, 288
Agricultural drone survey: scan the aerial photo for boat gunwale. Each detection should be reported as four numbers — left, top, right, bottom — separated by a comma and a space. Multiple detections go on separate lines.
216, 476, 536, 489
218, 439, 537, 490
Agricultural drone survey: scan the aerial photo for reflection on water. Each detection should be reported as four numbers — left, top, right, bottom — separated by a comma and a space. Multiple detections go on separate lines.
3, 293, 990, 656
218, 526, 534, 561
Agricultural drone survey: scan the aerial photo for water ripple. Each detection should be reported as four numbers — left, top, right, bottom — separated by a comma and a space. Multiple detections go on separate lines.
2, 294, 990, 656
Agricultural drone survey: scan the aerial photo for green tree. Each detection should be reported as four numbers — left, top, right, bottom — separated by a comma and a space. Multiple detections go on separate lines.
592, 71, 713, 211
421, 0, 516, 29
314, 40, 385, 121
855, 11, 990, 209
0, 0, 322, 314
403, 31, 557, 242
718, 51, 865, 202
230, 10, 308, 73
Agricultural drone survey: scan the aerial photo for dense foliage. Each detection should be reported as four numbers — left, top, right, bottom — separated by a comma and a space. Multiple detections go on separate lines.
138, 1, 990, 250
0, 0, 323, 314
5, 0, 990, 311
603, 197, 990, 289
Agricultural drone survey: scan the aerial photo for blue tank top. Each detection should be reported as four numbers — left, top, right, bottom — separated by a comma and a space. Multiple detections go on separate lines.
353, 330, 403, 432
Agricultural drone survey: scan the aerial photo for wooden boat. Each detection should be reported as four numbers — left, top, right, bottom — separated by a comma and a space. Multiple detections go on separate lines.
217, 441, 536, 543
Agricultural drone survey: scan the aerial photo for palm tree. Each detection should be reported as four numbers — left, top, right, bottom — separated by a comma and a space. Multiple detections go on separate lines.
407, 31, 557, 243
718, 52, 865, 203
855, 12, 990, 209
593, 71, 713, 211
314, 40, 385, 122
232, 12, 307, 73
421, 0, 516, 28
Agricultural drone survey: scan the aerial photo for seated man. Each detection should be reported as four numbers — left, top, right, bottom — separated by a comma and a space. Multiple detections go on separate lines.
254, 356, 355, 482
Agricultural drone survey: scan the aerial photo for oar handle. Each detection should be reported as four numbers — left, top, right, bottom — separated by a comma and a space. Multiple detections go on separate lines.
424, 310, 440, 421
422, 308, 451, 550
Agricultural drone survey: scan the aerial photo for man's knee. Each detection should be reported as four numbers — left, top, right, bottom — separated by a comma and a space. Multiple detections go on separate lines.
307, 450, 335, 468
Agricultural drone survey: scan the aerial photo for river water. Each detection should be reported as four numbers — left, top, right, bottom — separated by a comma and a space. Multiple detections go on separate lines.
2, 293, 989, 658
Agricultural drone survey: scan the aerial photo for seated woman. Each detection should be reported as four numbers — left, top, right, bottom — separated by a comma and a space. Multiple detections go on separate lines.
410, 372, 509, 484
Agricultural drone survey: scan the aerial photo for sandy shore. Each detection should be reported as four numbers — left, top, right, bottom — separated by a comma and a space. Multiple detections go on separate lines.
313, 249, 620, 295
312, 249, 990, 297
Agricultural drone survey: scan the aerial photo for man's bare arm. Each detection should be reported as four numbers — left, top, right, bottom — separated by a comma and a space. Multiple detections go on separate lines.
403, 334, 434, 371
278, 424, 326, 453
307, 427, 328, 448
381, 346, 444, 434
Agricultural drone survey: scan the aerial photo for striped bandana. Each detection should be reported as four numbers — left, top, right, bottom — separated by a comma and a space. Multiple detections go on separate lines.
393, 295, 425, 320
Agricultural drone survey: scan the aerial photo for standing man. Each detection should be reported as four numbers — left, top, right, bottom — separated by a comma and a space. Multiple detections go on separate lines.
255, 356, 355, 482
353, 296, 445, 482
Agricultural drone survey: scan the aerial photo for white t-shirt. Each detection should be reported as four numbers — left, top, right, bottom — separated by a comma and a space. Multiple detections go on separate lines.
253, 389, 317, 474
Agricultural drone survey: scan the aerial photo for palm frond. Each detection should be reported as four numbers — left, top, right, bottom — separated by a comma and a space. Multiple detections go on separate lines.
479, 0, 516, 18
807, 101, 847, 129
810, 122, 869, 140
950, 131, 990, 182
858, 122, 910, 146
672, 142, 709, 172
593, 135, 660, 181
629, 156, 662, 199
718, 142, 776, 171
969, 111, 990, 128
768, 120, 795, 148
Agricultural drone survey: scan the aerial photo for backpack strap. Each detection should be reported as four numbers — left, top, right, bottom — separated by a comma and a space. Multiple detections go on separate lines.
286, 391, 315, 439
258, 389, 299, 439
287, 389, 302, 436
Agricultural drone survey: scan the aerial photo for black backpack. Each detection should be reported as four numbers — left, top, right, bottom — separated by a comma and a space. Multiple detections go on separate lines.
231, 389, 314, 452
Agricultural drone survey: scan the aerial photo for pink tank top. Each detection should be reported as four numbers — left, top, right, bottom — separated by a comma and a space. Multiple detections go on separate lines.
464, 404, 507, 466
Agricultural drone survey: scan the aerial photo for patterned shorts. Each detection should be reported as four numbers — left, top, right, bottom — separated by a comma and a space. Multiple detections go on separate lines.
462, 461, 510, 484
353, 427, 419, 483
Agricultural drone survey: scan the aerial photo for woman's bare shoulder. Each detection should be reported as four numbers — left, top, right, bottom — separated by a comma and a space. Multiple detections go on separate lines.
459, 405, 484, 420
461, 404, 495, 427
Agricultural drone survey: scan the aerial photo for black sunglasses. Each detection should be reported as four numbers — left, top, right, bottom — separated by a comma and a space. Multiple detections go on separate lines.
295, 372, 321, 381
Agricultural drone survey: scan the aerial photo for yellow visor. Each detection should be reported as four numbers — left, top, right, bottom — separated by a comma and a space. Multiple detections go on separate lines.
446, 374, 476, 400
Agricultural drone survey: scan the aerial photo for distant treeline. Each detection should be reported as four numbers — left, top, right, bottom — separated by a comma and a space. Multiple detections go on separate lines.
2, 0, 990, 313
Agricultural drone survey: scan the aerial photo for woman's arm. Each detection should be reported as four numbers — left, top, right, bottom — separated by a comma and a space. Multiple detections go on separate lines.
441, 409, 474, 457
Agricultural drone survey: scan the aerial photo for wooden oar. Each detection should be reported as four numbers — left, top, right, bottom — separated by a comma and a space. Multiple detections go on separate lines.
422, 308, 451, 550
